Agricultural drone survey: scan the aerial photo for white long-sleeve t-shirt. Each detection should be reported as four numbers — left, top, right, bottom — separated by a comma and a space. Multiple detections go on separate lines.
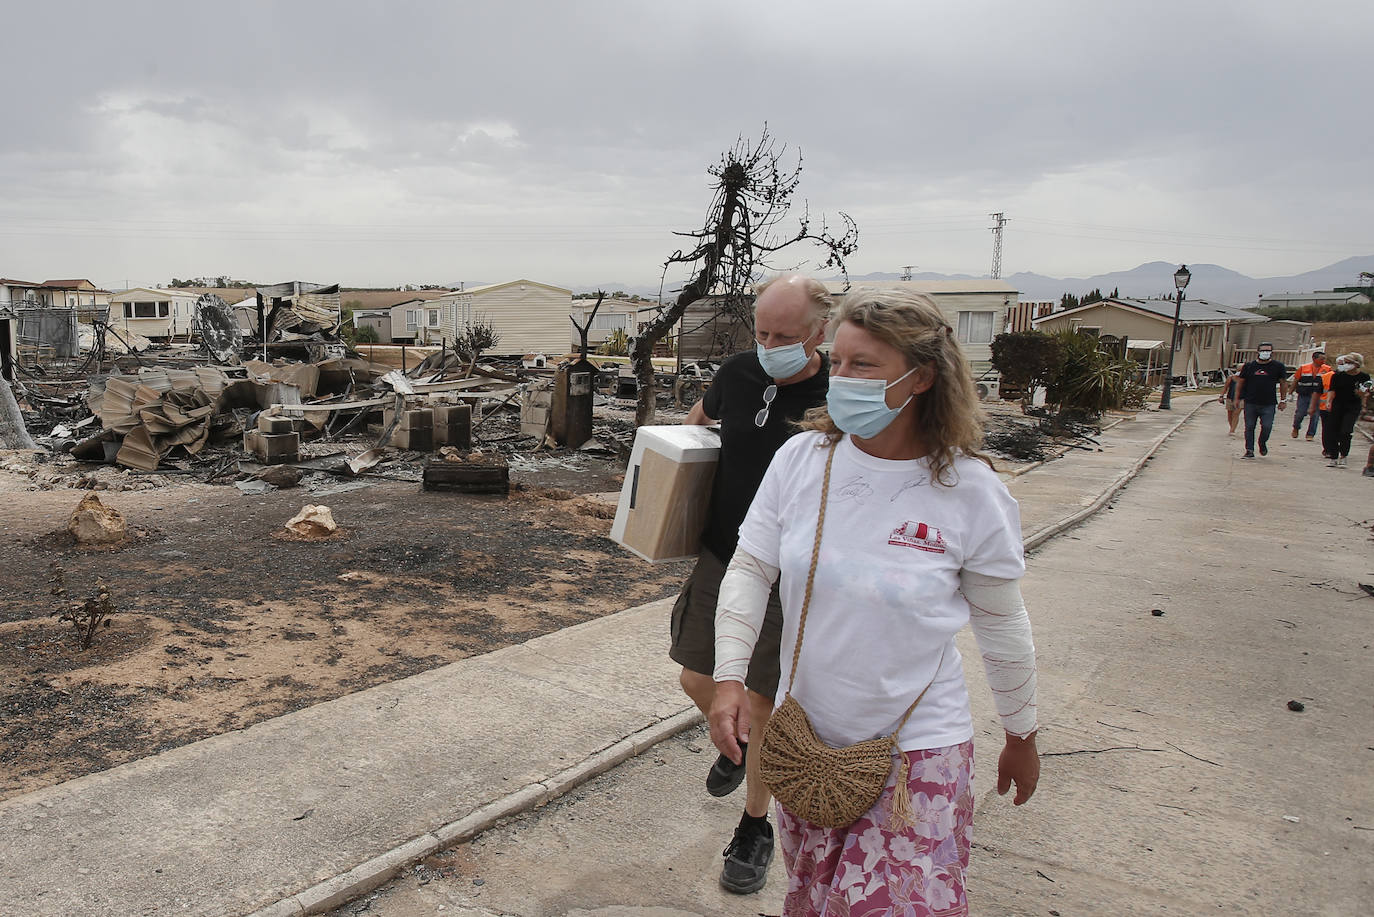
714, 432, 1038, 749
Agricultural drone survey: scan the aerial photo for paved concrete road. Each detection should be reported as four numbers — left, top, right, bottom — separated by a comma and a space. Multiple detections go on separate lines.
330, 406, 1373, 917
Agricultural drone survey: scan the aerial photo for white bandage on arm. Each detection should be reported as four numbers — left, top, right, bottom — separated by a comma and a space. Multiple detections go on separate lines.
712, 549, 779, 684
961, 570, 1038, 738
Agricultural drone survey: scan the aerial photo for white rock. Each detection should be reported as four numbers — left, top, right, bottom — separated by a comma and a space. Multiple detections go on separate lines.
285, 504, 337, 536
67, 494, 127, 545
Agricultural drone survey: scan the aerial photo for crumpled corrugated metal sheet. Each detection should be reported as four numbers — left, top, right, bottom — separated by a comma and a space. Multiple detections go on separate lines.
90, 368, 231, 470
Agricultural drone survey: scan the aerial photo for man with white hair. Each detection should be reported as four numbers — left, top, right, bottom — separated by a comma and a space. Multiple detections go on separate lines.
671, 273, 831, 894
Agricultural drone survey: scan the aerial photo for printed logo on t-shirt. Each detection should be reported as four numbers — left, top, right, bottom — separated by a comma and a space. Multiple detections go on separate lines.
888, 520, 946, 553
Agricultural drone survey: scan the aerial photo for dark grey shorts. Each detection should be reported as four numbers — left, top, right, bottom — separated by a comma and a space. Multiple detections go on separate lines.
669, 548, 784, 697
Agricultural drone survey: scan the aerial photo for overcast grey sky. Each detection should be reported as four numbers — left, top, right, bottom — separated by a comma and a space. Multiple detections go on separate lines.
2, 0, 1369, 291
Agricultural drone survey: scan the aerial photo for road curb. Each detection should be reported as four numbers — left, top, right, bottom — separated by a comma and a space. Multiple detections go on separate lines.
246, 399, 1207, 917
242, 708, 705, 917
1022, 399, 1209, 552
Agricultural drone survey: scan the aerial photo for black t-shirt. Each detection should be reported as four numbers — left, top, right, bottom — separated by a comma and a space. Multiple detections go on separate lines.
1328, 371, 1371, 412
699, 350, 829, 561
1238, 359, 1288, 405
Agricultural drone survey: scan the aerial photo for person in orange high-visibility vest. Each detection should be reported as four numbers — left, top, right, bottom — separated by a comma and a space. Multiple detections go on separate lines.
1316, 359, 1338, 457
1290, 351, 1332, 441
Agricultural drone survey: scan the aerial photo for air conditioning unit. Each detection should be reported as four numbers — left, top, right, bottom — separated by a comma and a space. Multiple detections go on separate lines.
975, 379, 1001, 402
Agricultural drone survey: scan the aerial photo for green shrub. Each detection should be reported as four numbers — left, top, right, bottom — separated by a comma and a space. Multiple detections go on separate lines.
991, 332, 1061, 406
598, 328, 630, 356
1044, 330, 1138, 415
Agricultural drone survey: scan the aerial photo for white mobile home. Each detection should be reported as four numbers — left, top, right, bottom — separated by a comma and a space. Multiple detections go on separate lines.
1032, 297, 1274, 381
111, 287, 200, 340
389, 298, 443, 344
570, 296, 643, 351
436, 280, 572, 357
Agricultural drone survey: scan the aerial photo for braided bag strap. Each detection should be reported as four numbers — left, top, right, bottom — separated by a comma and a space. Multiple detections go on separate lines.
772, 437, 947, 831
783, 439, 838, 693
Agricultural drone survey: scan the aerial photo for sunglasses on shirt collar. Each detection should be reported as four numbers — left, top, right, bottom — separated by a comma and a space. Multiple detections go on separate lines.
754, 384, 778, 428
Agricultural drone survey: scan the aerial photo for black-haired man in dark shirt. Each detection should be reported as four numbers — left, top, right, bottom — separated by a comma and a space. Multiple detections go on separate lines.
1236, 341, 1289, 458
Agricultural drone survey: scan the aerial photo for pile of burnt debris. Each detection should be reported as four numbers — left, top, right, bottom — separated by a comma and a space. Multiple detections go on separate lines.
3, 353, 654, 496
983, 406, 1104, 463
1, 345, 652, 497
0, 278, 1093, 492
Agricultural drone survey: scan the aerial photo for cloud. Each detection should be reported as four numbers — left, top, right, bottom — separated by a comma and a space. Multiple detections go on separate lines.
0, 0, 1370, 288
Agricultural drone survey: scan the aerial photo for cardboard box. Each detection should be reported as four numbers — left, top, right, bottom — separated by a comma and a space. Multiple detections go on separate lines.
610, 425, 720, 563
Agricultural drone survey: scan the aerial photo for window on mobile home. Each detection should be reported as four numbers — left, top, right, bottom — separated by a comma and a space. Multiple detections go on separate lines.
956, 310, 995, 345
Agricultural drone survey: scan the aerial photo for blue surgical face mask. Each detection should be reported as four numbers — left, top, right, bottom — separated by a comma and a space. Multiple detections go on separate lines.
825, 366, 919, 439
1257, 350, 1273, 361
756, 339, 811, 380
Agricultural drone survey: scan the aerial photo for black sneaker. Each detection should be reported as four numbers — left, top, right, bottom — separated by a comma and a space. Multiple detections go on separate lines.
706, 744, 746, 797
720, 818, 773, 894
1259, 442, 1268, 456
1242, 451, 1255, 459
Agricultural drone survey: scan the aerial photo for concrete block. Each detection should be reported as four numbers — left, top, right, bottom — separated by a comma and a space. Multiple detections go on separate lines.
433, 424, 471, 449
383, 406, 433, 430
244, 430, 300, 464
392, 426, 432, 452
257, 415, 300, 434
432, 404, 471, 426
433, 404, 472, 449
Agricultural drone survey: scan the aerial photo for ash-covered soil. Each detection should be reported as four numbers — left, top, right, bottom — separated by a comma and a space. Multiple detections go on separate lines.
0, 465, 689, 801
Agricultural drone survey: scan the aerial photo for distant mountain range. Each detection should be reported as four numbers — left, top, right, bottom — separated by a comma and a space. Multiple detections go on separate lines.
575, 255, 1374, 307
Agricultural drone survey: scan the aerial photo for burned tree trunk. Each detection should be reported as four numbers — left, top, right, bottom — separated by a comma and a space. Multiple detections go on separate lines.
0, 377, 37, 449
630, 129, 856, 427
632, 168, 746, 427
570, 291, 606, 363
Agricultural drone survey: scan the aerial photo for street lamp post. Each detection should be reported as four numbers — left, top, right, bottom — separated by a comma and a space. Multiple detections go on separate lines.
1159, 264, 1191, 410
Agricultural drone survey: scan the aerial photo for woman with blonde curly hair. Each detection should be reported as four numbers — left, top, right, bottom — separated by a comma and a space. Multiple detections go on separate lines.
709, 286, 1039, 915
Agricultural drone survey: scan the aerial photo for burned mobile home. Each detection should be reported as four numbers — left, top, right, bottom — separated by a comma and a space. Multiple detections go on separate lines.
0, 278, 655, 490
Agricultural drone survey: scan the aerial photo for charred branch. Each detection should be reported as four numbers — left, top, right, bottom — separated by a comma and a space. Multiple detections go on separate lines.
631, 126, 857, 425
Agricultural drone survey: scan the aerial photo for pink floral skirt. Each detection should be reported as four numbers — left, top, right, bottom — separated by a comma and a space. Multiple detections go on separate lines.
777, 740, 975, 917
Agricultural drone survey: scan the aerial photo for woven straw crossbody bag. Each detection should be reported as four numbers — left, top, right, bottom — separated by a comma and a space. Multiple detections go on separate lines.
757, 440, 942, 830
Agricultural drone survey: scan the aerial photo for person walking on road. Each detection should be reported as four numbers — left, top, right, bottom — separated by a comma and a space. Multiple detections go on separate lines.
1316, 362, 1338, 457
1290, 351, 1331, 440
674, 274, 832, 894
1219, 364, 1242, 436
1323, 353, 1371, 468
1235, 343, 1288, 458
709, 287, 1038, 916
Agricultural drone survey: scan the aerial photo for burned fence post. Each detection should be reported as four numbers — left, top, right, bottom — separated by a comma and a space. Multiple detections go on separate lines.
549, 358, 596, 450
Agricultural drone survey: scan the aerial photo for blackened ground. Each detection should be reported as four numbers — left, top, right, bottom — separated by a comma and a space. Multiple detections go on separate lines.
0, 476, 690, 801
